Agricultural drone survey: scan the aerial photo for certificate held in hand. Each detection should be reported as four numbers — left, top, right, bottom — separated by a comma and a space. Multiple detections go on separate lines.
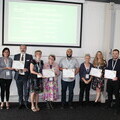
63, 69, 75, 78
12, 60, 24, 69
90, 67, 102, 78
42, 69, 55, 78
104, 70, 116, 79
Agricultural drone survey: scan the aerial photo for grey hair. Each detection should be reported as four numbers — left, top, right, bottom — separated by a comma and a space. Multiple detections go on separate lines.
85, 54, 91, 57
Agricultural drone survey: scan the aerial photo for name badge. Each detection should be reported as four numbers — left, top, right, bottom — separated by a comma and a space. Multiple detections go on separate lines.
85, 74, 89, 79
49, 77, 53, 81
6, 71, 10, 76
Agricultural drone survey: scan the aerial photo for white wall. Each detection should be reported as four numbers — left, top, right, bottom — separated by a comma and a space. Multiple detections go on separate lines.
114, 4, 120, 50
0, 0, 111, 101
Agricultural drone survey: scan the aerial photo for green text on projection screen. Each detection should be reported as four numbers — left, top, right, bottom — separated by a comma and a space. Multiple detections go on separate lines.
3, 0, 83, 47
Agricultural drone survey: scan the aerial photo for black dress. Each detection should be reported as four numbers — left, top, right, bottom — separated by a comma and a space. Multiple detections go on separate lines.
30, 59, 44, 93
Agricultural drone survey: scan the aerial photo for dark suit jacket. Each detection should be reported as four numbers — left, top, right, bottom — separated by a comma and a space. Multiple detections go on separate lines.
14, 53, 33, 80
107, 59, 120, 80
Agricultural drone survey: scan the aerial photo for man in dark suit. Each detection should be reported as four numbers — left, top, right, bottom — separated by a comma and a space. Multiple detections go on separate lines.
14, 45, 33, 109
107, 49, 120, 115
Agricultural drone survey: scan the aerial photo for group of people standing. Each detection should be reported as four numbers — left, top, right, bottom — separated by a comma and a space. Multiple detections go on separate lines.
0, 45, 120, 114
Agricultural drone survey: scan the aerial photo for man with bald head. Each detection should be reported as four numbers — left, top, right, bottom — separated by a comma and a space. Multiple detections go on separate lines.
59, 49, 79, 109
14, 45, 33, 109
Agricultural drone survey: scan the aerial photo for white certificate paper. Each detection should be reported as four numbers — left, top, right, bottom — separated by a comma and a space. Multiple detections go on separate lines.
104, 70, 116, 79
42, 69, 55, 78
12, 61, 24, 69
63, 69, 75, 78
90, 68, 102, 78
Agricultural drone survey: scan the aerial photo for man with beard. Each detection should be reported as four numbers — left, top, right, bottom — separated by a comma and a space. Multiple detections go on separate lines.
106, 49, 120, 115
14, 45, 33, 109
59, 49, 79, 109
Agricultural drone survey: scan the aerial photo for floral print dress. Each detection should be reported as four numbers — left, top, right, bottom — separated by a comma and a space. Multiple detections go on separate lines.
43, 62, 60, 101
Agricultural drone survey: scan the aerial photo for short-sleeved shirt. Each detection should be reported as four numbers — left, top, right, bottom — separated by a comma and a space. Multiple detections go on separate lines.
59, 57, 79, 82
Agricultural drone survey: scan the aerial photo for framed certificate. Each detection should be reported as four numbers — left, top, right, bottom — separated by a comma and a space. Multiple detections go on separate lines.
90, 67, 102, 78
42, 69, 55, 78
12, 60, 24, 69
63, 69, 75, 78
104, 70, 116, 79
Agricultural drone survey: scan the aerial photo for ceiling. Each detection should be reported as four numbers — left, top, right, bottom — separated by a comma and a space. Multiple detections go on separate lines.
86, 0, 120, 4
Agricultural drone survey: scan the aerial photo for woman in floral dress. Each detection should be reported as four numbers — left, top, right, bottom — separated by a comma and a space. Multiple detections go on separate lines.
43, 55, 60, 109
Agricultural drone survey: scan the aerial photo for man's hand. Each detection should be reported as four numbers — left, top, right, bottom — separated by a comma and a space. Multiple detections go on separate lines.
23, 68, 28, 72
113, 77, 118, 81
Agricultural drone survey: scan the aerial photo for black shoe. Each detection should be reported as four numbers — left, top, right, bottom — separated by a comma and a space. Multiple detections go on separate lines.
18, 104, 23, 109
68, 103, 74, 109
49, 102, 54, 110
24, 105, 29, 109
46, 101, 50, 109
79, 102, 84, 107
61, 103, 65, 109
69, 105, 74, 109
93, 102, 99, 106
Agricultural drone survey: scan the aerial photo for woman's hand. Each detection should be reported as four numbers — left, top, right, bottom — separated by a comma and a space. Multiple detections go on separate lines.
3, 67, 14, 70
37, 73, 43, 78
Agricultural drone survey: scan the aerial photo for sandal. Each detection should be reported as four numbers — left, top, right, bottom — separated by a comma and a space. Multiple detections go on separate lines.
31, 107, 37, 112
0, 103, 4, 110
6, 102, 10, 109
36, 107, 40, 111
6, 105, 10, 110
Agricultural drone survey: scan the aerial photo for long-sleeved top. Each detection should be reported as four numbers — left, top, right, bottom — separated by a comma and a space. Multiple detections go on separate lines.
14, 53, 33, 80
107, 58, 120, 80
79, 62, 93, 81
0, 57, 13, 79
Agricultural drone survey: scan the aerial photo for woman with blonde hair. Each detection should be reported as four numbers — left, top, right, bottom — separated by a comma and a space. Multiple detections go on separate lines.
92, 51, 106, 103
30, 50, 44, 112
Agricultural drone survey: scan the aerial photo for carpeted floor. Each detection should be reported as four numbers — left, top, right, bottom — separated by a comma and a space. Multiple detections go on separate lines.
0, 102, 120, 120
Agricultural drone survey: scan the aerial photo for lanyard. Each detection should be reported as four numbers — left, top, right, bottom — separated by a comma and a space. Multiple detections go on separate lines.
4, 58, 9, 67
66, 58, 72, 68
112, 59, 118, 70
36, 61, 41, 72
84, 63, 90, 73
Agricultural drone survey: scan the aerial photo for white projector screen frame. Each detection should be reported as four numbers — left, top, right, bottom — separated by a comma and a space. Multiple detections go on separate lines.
2, 0, 83, 48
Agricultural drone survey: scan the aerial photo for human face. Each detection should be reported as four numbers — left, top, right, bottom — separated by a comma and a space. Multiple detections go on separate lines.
35, 52, 42, 60
112, 51, 119, 60
97, 52, 103, 59
48, 56, 54, 65
20, 45, 27, 53
3, 50, 10, 58
85, 56, 90, 63
66, 49, 72, 58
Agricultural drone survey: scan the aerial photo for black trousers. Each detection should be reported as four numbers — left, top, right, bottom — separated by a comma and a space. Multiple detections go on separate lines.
61, 80, 75, 105
16, 75, 29, 105
0, 79, 12, 102
107, 80, 120, 109
79, 81, 91, 102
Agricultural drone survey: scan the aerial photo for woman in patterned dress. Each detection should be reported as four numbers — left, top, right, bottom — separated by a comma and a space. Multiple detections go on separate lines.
92, 51, 106, 103
43, 55, 60, 109
30, 50, 44, 112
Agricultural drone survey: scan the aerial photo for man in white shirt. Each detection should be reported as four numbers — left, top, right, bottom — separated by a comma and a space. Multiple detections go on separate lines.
59, 49, 79, 109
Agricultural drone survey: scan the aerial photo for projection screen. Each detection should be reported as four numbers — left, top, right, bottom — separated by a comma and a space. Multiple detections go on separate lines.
2, 0, 83, 48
